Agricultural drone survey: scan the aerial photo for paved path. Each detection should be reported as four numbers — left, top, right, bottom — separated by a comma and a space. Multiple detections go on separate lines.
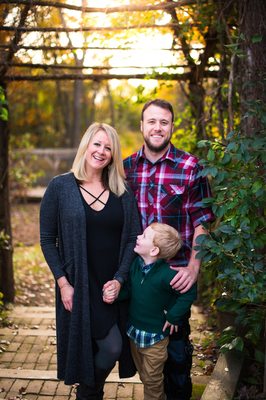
0, 305, 212, 400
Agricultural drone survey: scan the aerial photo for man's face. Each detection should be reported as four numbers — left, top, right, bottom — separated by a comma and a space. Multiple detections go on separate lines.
141, 104, 174, 153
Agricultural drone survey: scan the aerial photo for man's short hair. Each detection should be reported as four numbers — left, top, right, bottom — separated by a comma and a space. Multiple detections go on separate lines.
141, 99, 174, 122
150, 222, 182, 260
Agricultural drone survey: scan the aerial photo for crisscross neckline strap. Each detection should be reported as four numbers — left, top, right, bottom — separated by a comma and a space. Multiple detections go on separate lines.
79, 185, 107, 206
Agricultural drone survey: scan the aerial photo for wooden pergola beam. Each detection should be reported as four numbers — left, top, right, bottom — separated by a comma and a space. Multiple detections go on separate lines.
0, 44, 204, 51
3, 71, 219, 81
0, 22, 196, 33
1, 0, 200, 13
0, 62, 197, 70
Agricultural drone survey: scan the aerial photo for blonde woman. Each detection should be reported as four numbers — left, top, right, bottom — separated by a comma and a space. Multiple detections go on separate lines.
40, 122, 141, 400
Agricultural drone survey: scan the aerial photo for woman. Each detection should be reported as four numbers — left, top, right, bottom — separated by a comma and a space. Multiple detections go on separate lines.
40, 122, 141, 400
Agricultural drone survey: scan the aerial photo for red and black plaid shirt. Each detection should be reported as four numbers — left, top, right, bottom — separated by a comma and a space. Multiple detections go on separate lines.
124, 144, 214, 266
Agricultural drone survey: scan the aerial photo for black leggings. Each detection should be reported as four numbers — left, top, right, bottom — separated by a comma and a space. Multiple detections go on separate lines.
94, 323, 122, 370
76, 324, 122, 400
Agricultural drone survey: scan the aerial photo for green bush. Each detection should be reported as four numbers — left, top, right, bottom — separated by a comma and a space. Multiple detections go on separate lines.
196, 131, 266, 361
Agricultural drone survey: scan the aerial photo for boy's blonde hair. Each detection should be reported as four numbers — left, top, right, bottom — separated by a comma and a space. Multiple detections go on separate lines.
150, 222, 182, 260
71, 122, 126, 196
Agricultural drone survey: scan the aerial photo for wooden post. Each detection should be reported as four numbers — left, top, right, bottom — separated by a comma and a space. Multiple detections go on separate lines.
0, 84, 14, 302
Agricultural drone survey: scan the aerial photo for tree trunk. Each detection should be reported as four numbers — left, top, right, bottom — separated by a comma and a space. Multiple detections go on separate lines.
0, 85, 14, 303
106, 82, 115, 127
188, 81, 207, 140
238, 0, 266, 137
72, 78, 82, 147
56, 81, 72, 147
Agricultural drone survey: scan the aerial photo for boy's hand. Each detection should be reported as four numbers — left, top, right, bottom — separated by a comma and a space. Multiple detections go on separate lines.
102, 279, 121, 304
163, 320, 178, 335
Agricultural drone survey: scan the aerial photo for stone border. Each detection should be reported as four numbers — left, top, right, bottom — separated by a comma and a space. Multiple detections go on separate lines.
0, 369, 141, 384
201, 350, 244, 400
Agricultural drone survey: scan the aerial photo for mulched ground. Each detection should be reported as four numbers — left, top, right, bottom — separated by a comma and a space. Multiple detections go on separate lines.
12, 202, 41, 247
11, 201, 55, 307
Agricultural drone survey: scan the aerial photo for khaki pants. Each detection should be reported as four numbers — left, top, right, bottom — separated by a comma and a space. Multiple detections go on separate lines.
130, 337, 169, 400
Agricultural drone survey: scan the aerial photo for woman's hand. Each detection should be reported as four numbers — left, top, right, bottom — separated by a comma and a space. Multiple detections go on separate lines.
102, 279, 121, 304
60, 284, 74, 312
162, 320, 178, 335
57, 277, 74, 312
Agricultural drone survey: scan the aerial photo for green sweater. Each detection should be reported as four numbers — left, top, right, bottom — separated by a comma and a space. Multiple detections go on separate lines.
120, 257, 197, 334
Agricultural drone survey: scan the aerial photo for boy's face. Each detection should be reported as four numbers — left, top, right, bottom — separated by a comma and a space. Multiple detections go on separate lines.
134, 226, 156, 258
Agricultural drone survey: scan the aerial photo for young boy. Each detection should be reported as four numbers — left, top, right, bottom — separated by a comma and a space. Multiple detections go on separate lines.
121, 222, 197, 400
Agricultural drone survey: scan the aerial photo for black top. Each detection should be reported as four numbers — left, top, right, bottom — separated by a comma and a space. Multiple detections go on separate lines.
79, 189, 124, 339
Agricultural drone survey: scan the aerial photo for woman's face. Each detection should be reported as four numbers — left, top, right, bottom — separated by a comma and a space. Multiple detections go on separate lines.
85, 129, 112, 173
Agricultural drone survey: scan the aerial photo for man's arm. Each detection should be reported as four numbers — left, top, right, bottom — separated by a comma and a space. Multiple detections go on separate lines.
170, 224, 206, 293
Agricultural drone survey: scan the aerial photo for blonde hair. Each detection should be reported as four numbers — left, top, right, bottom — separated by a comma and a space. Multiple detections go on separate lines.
150, 222, 182, 260
71, 122, 126, 196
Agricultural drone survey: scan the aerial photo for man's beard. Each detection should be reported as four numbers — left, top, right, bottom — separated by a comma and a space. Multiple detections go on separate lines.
144, 137, 170, 153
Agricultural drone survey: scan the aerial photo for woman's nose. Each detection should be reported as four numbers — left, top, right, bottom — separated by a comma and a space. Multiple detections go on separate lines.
98, 145, 105, 153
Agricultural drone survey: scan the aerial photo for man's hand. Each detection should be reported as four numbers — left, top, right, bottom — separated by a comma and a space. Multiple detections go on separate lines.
170, 264, 198, 293
170, 224, 205, 293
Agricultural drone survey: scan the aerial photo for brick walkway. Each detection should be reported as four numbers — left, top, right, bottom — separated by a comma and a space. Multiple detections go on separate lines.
0, 305, 211, 400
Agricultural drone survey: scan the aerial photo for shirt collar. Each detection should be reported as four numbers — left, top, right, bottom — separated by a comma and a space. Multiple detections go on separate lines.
138, 256, 165, 275
136, 143, 176, 164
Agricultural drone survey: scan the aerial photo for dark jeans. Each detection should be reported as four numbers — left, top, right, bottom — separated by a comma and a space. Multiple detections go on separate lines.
76, 324, 122, 400
164, 320, 193, 400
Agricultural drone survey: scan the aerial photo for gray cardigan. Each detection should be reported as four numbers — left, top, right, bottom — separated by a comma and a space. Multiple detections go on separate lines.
40, 172, 141, 385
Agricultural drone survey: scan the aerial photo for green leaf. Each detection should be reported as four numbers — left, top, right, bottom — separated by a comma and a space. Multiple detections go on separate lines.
227, 142, 238, 152
197, 140, 210, 148
221, 153, 231, 165
226, 131, 236, 140
251, 181, 263, 194
207, 148, 215, 161
0, 106, 8, 122
209, 167, 218, 177
254, 349, 264, 363
224, 238, 241, 251
196, 234, 208, 244
231, 337, 244, 352
251, 35, 263, 43
218, 225, 234, 234
202, 197, 214, 204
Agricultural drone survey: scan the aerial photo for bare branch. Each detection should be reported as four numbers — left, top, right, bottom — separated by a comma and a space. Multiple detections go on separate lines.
0, 4, 31, 77
228, 53, 235, 132
165, 1, 196, 68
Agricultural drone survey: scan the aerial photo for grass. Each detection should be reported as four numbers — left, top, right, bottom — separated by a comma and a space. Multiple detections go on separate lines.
192, 384, 206, 399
